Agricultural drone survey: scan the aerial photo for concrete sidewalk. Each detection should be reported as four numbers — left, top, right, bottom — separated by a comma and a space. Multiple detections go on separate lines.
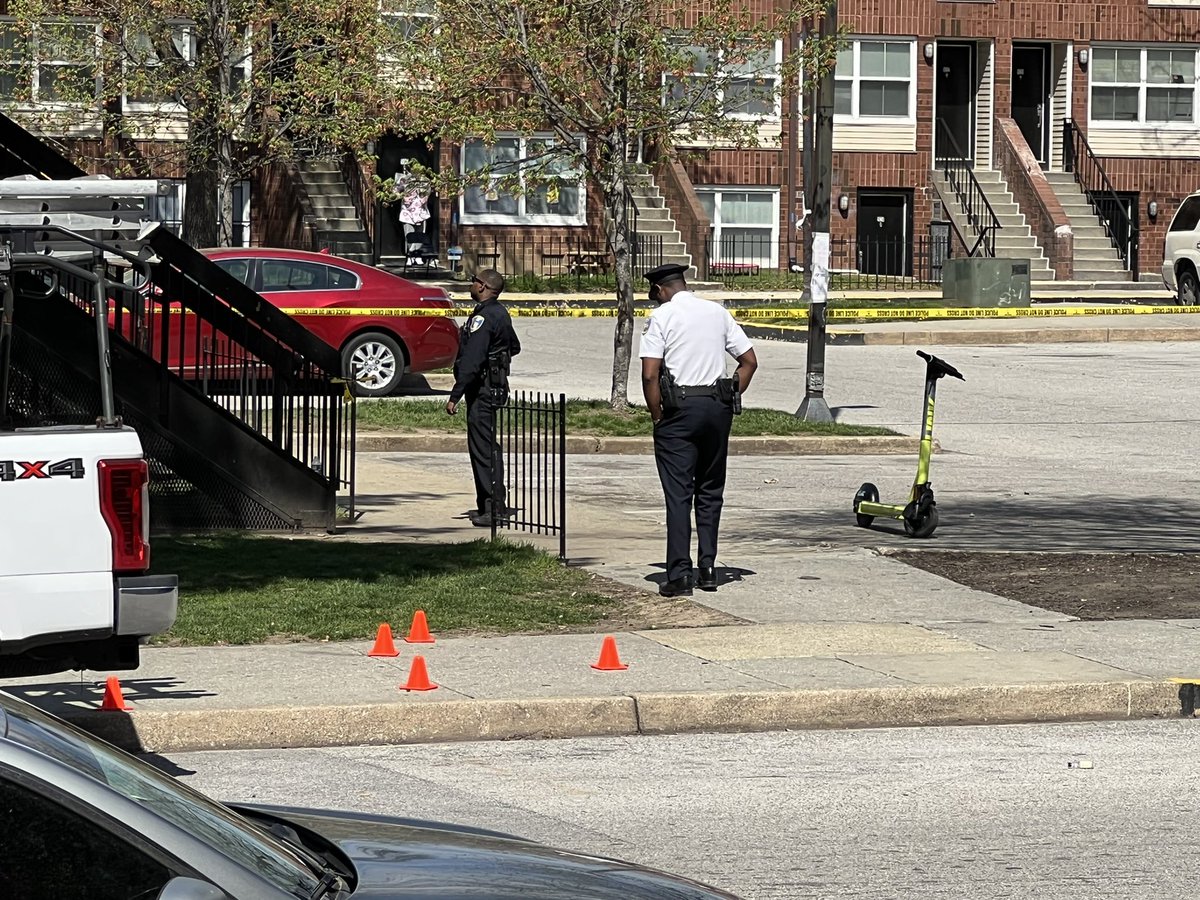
9, 549, 1193, 753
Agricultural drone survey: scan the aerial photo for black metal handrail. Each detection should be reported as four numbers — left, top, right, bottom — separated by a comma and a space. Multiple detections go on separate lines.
935, 120, 1000, 257
1063, 119, 1139, 280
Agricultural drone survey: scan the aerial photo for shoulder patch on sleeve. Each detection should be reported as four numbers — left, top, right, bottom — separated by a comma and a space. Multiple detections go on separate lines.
469, 315, 485, 333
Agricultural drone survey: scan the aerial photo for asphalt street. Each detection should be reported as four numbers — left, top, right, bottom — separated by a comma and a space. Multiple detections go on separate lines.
501, 321, 1200, 553
169, 719, 1200, 900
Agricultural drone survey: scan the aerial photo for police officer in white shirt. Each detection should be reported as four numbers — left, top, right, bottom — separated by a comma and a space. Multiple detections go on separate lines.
639, 263, 758, 598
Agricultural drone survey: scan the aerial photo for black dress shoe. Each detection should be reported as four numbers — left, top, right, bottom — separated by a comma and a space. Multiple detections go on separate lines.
697, 566, 718, 591
659, 576, 693, 598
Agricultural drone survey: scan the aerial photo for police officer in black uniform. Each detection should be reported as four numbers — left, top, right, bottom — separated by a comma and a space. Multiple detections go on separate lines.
446, 269, 521, 527
640, 263, 758, 597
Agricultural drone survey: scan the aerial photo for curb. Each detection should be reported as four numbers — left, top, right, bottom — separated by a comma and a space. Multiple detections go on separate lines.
356, 432, 926, 456
743, 324, 1200, 346
58, 681, 1187, 753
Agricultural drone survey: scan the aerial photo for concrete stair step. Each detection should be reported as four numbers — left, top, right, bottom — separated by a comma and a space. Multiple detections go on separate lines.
298, 160, 341, 173
1071, 268, 1132, 282
634, 206, 672, 220
1071, 236, 1117, 251
298, 173, 346, 186
316, 218, 366, 231
1072, 256, 1126, 270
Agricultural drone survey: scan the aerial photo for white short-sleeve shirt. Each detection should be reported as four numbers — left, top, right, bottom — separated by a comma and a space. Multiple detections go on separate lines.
638, 291, 754, 385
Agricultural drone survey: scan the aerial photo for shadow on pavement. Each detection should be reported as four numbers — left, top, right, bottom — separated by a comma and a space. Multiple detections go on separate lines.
750, 495, 1200, 553
1, 678, 217, 715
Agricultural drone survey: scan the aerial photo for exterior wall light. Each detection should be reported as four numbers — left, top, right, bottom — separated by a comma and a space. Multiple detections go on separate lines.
1148, 199, 1159, 220
838, 194, 850, 214
1078, 48, 1089, 68
923, 43, 935, 63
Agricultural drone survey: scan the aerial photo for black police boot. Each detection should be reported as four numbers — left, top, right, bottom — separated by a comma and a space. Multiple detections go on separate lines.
659, 576, 693, 598
697, 567, 718, 592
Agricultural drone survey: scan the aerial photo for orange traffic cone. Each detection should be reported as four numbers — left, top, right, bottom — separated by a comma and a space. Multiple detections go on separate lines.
399, 655, 438, 691
100, 676, 133, 711
405, 609, 435, 644
591, 635, 628, 671
368, 623, 400, 657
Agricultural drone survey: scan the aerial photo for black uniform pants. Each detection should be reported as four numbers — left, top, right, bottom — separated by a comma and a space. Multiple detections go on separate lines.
652, 395, 734, 583
466, 390, 506, 515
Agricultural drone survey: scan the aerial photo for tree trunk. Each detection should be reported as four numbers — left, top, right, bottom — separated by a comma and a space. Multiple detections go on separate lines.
605, 139, 635, 410
182, 142, 219, 248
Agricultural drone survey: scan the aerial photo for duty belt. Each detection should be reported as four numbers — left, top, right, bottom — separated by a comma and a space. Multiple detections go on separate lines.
679, 384, 720, 398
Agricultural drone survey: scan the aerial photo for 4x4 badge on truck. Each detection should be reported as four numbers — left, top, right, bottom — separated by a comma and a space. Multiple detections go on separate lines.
0, 458, 86, 482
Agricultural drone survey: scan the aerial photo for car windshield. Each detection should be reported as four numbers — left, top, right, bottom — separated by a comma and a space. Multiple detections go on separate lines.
1, 700, 320, 897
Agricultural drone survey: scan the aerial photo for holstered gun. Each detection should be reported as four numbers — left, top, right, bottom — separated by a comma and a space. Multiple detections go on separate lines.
717, 374, 742, 415
659, 365, 684, 413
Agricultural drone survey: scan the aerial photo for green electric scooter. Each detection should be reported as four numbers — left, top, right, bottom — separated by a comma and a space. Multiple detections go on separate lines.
853, 350, 964, 538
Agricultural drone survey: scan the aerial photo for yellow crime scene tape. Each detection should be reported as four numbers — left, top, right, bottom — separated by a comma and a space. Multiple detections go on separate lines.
272, 304, 1200, 320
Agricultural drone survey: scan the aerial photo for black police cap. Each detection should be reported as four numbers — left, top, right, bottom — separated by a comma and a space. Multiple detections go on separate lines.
644, 263, 688, 287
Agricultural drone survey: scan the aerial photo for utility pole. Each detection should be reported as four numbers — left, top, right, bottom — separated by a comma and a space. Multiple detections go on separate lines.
797, 0, 835, 423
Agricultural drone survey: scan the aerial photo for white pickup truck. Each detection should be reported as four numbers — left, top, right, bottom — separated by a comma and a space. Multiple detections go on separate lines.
0, 218, 178, 678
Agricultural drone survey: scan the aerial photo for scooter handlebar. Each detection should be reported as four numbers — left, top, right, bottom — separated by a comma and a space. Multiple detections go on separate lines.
916, 350, 965, 381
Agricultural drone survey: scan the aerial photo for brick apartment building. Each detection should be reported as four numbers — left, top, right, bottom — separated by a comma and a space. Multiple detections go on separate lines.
5, 2, 1200, 291
357, 0, 1200, 289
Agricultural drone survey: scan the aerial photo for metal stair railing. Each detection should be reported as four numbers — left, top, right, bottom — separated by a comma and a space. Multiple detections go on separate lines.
935, 120, 1001, 258
1063, 118, 1139, 280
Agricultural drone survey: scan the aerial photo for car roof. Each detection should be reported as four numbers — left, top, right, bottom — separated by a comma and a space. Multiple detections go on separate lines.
199, 247, 431, 290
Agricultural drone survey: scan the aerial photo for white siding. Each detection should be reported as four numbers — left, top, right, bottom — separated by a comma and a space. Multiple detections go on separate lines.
1087, 127, 1200, 156
832, 121, 916, 152
1050, 44, 1070, 171
974, 42, 994, 167
675, 121, 784, 150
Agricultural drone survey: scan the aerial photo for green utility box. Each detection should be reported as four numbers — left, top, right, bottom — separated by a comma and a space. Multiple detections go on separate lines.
941, 257, 1032, 307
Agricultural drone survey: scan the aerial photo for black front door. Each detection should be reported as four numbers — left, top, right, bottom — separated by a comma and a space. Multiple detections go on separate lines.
376, 133, 440, 261
857, 190, 912, 277
1012, 46, 1050, 165
935, 43, 975, 165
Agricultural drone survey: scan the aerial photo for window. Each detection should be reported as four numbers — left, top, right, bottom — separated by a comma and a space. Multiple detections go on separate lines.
154, 179, 252, 247
0, 20, 99, 105
259, 260, 358, 291
834, 39, 915, 120
1090, 46, 1198, 125
0, 775, 174, 899
214, 257, 251, 283
666, 40, 783, 118
460, 134, 585, 226
381, 0, 436, 42
1170, 196, 1200, 232
697, 187, 779, 269
124, 25, 192, 108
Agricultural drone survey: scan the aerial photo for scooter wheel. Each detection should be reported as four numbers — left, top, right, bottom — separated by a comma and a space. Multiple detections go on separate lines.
854, 482, 879, 528
903, 506, 939, 538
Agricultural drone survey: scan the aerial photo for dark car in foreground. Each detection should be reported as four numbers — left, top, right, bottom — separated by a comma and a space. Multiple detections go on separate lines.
0, 692, 740, 899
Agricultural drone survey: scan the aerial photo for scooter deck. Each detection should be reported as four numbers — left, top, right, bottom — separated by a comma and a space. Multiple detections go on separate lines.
856, 500, 907, 519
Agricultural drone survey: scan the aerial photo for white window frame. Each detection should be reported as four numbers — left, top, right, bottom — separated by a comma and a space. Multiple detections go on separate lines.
1088, 44, 1200, 128
834, 37, 917, 124
122, 24, 192, 113
696, 186, 780, 269
459, 133, 587, 227
664, 39, 784, 120
0, 18, 101, 108
380, 0, 437, 45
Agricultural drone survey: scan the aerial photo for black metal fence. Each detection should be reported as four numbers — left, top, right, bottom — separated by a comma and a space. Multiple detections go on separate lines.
1064, 118, 1139, 280
492, 391, 567, 560
464, 233, 664, 291
703, 233, 949, 290
108, 228, 356, 528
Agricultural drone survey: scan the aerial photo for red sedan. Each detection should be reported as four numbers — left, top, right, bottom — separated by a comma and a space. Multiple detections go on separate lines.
202, 248, 460, 396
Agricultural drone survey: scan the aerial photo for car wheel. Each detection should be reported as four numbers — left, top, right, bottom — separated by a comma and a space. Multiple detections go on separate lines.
1178, 268, 1200, 306
342, 332, 406, 398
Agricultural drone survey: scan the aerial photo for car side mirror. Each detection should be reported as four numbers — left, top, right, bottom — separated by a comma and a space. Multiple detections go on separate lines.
157, 876, 231, 900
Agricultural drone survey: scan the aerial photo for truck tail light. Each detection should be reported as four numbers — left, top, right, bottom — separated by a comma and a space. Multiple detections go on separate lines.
420, 293, 453, 309
98, 459, 150, 573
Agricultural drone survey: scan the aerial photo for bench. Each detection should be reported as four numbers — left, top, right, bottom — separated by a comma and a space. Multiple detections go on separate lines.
571, 250, 611, 275
540, 251, 568, 276
709, 262, 761, 276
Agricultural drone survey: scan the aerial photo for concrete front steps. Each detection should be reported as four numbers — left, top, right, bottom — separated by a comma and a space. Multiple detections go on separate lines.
933, 169, 1055, 281
295, 158, 373, 263
1043, 171, 1133, 283
624, 171, 696, 280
